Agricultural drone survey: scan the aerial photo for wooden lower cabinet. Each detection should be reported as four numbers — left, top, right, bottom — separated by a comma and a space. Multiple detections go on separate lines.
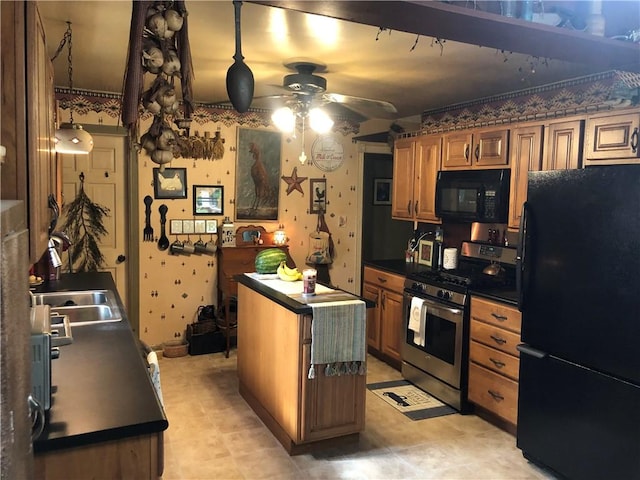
362, 267, 405, 367
237, 284, 365, 452
468, 296, 522, 427
34, 432, 163, 480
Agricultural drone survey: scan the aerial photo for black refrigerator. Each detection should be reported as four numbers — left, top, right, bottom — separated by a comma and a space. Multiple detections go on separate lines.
516, 166, 640, 480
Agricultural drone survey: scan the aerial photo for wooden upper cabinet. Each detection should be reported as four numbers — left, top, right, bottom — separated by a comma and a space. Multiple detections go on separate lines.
544, 120, 583, 170
475, 129, 509, 167
443, 128, 508, 169
508, 126, 542, 230
443, 132, 473, 169
391, 135, 441, 222
26, 2, 56, 263
413, 135, 441, 222
583, 110, 640, 165
391, 138, 415, 219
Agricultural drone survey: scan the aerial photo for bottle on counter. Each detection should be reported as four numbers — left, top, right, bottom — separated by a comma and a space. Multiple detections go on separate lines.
434, 227, 444, 269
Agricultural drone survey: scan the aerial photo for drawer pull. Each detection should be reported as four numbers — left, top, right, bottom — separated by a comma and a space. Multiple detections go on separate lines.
377, 277, 387, 283
491, 313, 508, 321
490, 334, 507, 345
488, 390, 504, 402
489, 357, 506, 369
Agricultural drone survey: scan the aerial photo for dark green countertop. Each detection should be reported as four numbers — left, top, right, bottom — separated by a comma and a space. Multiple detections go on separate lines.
32, 272, 168, 453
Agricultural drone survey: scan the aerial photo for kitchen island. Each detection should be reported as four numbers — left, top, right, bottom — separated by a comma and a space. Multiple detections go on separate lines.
31, 272, 167, 479
235, 274, 370, 454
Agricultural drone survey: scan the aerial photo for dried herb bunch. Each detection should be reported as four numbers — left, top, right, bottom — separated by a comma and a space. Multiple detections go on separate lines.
60, 173, 110, 272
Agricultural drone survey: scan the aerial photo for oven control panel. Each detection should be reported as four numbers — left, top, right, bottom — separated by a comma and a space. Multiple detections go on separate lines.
406, 281, 467, 307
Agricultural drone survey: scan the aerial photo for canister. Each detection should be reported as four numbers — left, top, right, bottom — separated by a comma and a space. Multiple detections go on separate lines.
302, 269, 317, 295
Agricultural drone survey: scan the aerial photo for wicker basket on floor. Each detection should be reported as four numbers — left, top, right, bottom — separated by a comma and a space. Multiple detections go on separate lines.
162, 340, 189, 358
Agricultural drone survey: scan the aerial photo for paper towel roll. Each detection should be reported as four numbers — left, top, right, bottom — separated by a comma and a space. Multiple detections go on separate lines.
443, 248, 458, 270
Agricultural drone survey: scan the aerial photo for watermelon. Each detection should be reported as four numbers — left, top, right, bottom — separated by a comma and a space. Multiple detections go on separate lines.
255, 248, 287, 274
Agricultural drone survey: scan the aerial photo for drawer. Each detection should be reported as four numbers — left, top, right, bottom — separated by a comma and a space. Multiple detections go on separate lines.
363, 267, 405, 293
470, 341, 519, 381
468, 363, 519, 425
470, 321, 521, 357
471, 296, 521, 333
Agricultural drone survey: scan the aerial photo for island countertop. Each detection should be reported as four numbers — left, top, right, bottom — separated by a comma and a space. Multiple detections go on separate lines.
31, 272, 168, 453
235, 274, 374, 312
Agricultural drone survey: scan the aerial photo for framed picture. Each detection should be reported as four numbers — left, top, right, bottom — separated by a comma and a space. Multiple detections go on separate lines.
153, 168, 187, 199
418, 239, 434, 267
235, 128, 281, 221
193, 185, 224, 216
310, 178, 327, 214
373, 178, 392, 205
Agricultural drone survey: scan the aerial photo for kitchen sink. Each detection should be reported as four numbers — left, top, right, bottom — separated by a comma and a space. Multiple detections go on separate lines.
33, 290, 122, 325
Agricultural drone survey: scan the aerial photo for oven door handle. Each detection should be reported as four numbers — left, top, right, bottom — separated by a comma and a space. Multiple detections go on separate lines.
415, 296, 463, 320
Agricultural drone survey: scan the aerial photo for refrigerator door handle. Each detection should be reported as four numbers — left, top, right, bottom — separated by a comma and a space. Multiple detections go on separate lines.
516, 201, 529, 311
517, 343, 547, 359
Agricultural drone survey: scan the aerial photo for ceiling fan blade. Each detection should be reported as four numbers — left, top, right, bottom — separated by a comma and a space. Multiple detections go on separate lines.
323, 93, 398, 119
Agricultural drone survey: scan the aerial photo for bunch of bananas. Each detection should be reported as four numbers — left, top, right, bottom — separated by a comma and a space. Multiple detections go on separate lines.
276, 261, 303, 282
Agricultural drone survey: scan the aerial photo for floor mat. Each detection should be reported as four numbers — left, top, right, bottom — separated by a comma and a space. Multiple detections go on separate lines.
367, 380, 457, 420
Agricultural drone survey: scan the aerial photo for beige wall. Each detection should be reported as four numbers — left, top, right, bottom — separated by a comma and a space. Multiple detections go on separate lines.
71, 108, 390, 347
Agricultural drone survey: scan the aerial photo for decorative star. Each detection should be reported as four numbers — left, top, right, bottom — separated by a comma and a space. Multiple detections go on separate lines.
281, 167, 308, 196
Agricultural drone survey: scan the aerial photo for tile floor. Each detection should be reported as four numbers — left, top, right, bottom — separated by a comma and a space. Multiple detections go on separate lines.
158, 351, 557, 479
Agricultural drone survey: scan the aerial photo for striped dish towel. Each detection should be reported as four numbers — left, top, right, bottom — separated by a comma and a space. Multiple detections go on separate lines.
309, 300, 366, 379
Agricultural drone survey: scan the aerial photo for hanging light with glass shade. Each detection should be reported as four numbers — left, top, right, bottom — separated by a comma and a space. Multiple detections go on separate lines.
52, 21, 94, 155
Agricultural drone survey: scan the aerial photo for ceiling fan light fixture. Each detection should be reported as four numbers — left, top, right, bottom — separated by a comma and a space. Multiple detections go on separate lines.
55, 122, 94, 155
309, 108, 333, 134
271, 107, 296, 133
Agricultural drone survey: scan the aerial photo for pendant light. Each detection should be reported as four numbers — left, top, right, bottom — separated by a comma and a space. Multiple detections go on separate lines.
52, 22, 93, 155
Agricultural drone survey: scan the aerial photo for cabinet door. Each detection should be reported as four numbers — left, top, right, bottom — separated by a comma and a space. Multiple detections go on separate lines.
380, 289, 404, 362
362, 283, 381, 350
26, 2, 56, 263
583, 111, 640, 165
414, 135, 441, 222
475, 129, 509, 167
391, 138, 415, 219
443, 132, 473, 169
508, 126, 542, 230
543, 120, 583, 170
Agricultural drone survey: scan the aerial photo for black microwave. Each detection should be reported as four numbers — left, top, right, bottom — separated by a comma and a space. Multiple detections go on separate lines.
435, 169, 510, 223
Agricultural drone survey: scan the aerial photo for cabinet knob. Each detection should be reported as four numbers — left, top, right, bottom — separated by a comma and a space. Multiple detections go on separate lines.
474, 144, 480, 160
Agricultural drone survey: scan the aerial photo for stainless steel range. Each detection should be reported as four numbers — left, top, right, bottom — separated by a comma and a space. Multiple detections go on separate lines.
401, 241, 516, 412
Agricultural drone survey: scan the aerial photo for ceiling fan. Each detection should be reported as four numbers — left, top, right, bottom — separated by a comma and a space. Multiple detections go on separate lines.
258, 59, 398, 125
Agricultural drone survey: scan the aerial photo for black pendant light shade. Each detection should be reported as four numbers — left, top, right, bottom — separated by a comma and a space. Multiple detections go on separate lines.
226, 1, 254, 113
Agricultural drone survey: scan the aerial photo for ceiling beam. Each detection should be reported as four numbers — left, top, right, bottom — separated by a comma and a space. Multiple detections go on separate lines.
249, 1, 640, 72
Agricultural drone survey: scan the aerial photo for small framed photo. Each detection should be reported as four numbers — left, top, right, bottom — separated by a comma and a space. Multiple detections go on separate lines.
373, 178, 392, 205
418, 239, 434, 267
310, 178, 327, 214
153, 168, 187, 199
193, 185, 224, 216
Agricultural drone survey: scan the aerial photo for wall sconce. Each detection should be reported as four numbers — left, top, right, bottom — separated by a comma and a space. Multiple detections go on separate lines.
273, 224, 287, 246
52, 22, 94, 155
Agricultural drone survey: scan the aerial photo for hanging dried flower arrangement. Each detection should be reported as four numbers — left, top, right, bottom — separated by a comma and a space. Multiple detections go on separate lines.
60, 173, 110, 272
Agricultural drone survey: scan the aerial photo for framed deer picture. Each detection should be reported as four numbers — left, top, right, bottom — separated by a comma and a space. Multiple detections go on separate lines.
235, 128, 281, 221
153, 168, 187, 199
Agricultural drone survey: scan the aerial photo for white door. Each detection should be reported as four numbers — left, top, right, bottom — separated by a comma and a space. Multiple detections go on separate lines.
60, 133, 128, 308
